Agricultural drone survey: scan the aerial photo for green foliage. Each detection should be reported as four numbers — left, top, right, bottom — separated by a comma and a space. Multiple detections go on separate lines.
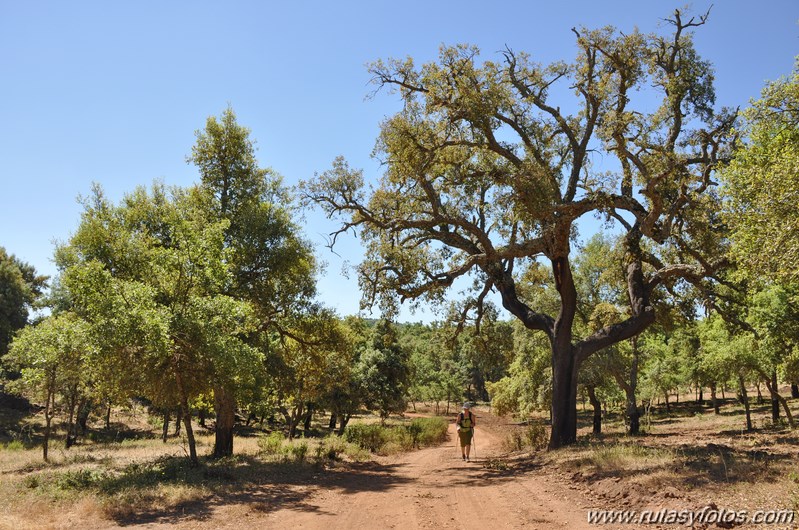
0, 247, 47, 357
356, 320, 409, 420
344, 417, 448, 454
722, 61, 799, 283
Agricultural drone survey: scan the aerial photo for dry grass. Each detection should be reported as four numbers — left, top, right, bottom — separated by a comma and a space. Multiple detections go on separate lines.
524, 388, 799, 516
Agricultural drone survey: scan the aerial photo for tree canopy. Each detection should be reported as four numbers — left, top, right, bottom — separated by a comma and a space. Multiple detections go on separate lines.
304, 9, 735, 447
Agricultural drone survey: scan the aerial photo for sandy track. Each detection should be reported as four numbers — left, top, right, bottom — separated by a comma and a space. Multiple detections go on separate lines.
258, 420, 592, 530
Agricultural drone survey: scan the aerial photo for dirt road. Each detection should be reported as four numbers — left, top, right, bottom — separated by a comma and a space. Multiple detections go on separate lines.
257, 418, 592, 530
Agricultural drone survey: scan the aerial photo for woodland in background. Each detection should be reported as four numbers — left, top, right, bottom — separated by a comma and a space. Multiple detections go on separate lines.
2, 8, 799, 464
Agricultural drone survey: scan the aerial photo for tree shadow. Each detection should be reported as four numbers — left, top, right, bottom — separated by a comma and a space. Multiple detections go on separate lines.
105, 454, 414, 526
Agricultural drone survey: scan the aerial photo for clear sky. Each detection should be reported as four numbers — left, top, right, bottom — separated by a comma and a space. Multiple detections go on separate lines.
1, 1, 797, 322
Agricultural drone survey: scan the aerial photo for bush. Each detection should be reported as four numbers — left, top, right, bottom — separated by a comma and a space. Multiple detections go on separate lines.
289, 441, 308, 462
257, 432, 285, 456
409, 417, 448, 447
3, 440, 24, 451
344, 417, 448, 454
344, 424, 388, 452
504, 423, 549, 452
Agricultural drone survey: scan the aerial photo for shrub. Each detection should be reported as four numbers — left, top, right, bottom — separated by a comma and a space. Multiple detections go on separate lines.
257, 432, 285, 456
289, 441, 308, 462
344, 424, 388, 452
3, 440, 24, 451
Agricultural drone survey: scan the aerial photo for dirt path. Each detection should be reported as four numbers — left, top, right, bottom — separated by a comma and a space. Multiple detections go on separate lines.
254, 419, 592, 530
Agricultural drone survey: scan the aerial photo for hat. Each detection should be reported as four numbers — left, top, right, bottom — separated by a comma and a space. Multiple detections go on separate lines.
462, 402, 471, 409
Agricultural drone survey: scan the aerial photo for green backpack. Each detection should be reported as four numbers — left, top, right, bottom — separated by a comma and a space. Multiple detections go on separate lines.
459, 411, 473, 430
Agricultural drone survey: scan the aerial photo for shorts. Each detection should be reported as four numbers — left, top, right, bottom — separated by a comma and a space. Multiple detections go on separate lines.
458, 428, 473, 447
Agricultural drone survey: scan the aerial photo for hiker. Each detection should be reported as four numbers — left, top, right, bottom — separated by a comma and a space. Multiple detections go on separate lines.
456, 402, 476, 461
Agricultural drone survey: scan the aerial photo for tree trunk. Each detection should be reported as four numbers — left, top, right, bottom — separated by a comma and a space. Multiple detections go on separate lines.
664, 392, 671, 413
739, 375, 752, 432
212, 386, 236, 458
65, 390, 78, 449
792, 383, 799, 399
337, 414, 351, 436
587, 385, 602, 435
175, 373, 197, 465
770, 371, 780, 422
77, 398, 91, 434
710, 382, 720, 415
549, 343, 579, 449
162, 410, 170, 443
174, 409, 183, 436
288, 403, 304, 440
303, 403, 314, 432
43, 388, 55, 462
199, 408, 206, 428
105, 401, 112, 429
697, 386, 703, 405
328, 413, 337, 430
764, 373, 795, 429
627, 338, 640, 435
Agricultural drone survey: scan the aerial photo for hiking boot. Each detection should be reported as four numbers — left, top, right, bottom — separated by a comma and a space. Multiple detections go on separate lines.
466, 457, 470, 462
462, 455, 466, 461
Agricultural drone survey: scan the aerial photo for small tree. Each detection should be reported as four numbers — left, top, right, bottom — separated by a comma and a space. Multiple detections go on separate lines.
5, 313, 92, 461
356, 319, 410, 422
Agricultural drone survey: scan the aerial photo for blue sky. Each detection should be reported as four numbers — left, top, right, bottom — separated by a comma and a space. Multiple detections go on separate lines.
1, 1, 797, 321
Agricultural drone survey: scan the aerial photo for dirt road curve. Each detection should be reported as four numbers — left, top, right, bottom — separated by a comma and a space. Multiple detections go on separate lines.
260, 420, 591, 530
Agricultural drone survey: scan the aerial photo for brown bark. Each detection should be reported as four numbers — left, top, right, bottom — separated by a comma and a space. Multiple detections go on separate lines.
710, 382, 720, 414
739, 375, 752, 432
162, 410, 170, 443
763, 373, 795, 429
42, 387, 55, 462
212, 386, 236, 458
770, 371, 780, 422
586, 385, 602, 435
791, 383, 799, 399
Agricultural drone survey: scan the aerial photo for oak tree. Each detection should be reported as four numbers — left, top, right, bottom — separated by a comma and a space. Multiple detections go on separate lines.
304, 10, 734, 447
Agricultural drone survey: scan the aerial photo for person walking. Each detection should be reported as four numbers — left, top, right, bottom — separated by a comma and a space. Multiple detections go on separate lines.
456, 402, 476, 461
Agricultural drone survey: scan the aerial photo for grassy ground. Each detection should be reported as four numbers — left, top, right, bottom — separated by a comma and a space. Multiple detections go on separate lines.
494, 388, 799, 518
0, 407, 448, 527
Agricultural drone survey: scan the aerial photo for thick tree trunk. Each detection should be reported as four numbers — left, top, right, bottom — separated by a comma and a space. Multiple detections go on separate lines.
710, 382, 720, 415
697, 386, 703, 405
587, 385, 602, 435
739, 375, 752, 432
162, 410, 170, 443
328, 413, 337, 430
627, 338, 640, 435
549, 343, 579, 449
212, 386, 236, 458
792, 383, 799, 399
199, 408, 206, 428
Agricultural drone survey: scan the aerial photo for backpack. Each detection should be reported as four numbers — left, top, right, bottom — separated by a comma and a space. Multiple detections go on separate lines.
458, 411, 473, 430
